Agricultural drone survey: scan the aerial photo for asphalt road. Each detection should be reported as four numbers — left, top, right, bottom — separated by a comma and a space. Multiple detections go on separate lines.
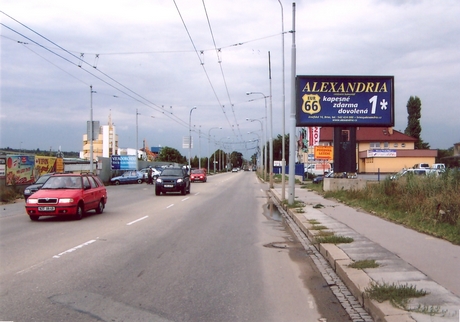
0, 171, 351, 322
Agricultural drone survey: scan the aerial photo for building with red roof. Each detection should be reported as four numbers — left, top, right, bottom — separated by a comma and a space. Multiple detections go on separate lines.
299, 127, 438, 173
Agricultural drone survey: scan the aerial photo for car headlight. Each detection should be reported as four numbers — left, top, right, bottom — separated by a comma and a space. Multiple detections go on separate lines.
59, 198, 74, 204
27, 198, 38, 204
24, 189, 31, 194
156, 178, 162, 183
177, 178, 183, 183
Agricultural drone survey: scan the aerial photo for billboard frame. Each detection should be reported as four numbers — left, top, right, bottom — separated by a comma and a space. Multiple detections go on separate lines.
296, 75, 394, 127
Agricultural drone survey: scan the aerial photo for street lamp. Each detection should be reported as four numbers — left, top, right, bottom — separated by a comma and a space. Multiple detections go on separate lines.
89, 85, 96, 173
246, 118, 265, 181
278, 0, 287, 200
246, 92, 269, 184
208, 127, 222, 173
136, 108, 141, 169
247, 131, 261, 172
189, 106, 197, 170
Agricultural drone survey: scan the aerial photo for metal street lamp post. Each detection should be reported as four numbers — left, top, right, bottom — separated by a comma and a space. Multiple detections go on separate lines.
278, 0, 286, 200
246, 118, 265, 181
246, 92, 269, 183
189, 106, 197, 170
208, 127, 222, 173
247, 131, 261, 172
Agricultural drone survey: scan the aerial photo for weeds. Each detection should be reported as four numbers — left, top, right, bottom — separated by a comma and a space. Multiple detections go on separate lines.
348, 259, 379, 269
310, 225, 328, 230
312, 169, 460, 245
365, 282, 428, 310
0, 186, 22, 203
315, 235, 353, 244
282, 199, 305, 209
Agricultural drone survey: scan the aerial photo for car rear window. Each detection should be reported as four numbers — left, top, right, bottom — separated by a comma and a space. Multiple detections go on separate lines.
162, 169, 183, 176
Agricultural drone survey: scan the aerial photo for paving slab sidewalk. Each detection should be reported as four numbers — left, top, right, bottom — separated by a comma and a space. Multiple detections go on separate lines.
270, 185, 460, 322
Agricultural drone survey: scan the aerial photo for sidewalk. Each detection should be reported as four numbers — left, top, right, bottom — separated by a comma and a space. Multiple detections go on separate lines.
270, 184, 460, 322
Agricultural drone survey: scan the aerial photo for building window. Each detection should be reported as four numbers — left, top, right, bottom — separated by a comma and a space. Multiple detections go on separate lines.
401, 143, 406, 148
394, 143, 398, 147
370, 142, 380, 148
384, 142, 389, 148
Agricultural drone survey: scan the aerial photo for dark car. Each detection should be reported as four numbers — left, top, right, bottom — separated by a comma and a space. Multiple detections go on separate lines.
155, 167, 190, 195
312, 171, 333, 184
25, 173, 107, 221
23, 173, 53, 201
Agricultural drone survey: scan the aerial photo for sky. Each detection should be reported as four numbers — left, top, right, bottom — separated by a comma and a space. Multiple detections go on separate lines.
1, 0, 459, 160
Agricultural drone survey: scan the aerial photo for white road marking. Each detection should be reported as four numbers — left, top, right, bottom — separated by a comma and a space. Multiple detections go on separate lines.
126, 216, 149, 226
181, 197, 189, 201
53, 239, 97, 259
167, 204, 174, 209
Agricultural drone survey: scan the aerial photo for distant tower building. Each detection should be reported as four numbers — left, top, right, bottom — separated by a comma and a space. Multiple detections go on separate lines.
80, 111, 119, 160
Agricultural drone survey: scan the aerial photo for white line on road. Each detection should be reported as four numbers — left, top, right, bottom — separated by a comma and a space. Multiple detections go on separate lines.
166, 204, 174, 209
127, 216, 149, 226
181, 197, 189, 201
53, 239, 97, 259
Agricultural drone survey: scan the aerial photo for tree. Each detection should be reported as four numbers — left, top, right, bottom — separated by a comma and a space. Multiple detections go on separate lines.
404, 96, 430, 149
270, 134, 290, 165
156, 146, 186, 164
229, 151, 243, 168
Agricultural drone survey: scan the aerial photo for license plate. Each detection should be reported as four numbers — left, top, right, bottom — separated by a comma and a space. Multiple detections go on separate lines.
164, 184, 174, 188
38, 206, 55, 211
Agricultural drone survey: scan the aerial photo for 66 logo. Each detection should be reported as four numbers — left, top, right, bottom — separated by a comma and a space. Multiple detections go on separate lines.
302, 94, 321, 115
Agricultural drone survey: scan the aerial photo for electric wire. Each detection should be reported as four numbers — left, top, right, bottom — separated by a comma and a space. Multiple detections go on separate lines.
172, 0, 238, 140
202, 0, 243, 143
0, 12, 191, 130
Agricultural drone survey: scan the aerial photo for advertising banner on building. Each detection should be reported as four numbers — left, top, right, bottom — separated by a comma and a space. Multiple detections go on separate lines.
367, 149, 397, 157
6, 155, 35, 186
296, 75, 394, 127
111, 155, 137, 170
308, 127, 320, 147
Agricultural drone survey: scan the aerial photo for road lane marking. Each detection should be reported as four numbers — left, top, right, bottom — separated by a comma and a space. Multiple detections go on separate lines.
53, 239, 97, 259
126, 216, 149, 226
181, 197, 189, 201
166, 204, 174, 208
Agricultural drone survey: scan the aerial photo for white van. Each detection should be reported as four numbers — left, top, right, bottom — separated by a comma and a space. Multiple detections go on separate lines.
304, 163, 331, 176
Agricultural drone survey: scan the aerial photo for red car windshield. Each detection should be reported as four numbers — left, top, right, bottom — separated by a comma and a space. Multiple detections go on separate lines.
42, 176, 82, 189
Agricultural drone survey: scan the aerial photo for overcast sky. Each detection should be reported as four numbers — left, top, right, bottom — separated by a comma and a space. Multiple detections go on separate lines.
1, 0, 459, 160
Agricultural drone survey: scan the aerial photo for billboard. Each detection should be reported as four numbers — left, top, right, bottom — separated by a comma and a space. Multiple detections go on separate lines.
111, 155, 137, 170
296, 75, 394, 127
6, 155, 35, 185
314, 146, 333, 160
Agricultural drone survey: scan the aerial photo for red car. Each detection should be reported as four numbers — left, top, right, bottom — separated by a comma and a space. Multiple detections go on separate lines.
190, 169, 207, 182
25, 173, 107, 221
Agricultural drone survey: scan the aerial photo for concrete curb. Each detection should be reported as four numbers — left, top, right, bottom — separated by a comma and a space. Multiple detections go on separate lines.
269, 187, 459, 322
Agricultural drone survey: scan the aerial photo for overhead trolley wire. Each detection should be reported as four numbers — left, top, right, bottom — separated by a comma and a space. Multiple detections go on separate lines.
173, 0, 238, 140
201, 0, 243, 142
0, 11, 191, 130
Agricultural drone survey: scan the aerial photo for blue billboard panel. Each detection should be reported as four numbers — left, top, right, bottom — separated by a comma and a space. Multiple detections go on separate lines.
296, 75, 394, 127
111, 155, 137, 170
